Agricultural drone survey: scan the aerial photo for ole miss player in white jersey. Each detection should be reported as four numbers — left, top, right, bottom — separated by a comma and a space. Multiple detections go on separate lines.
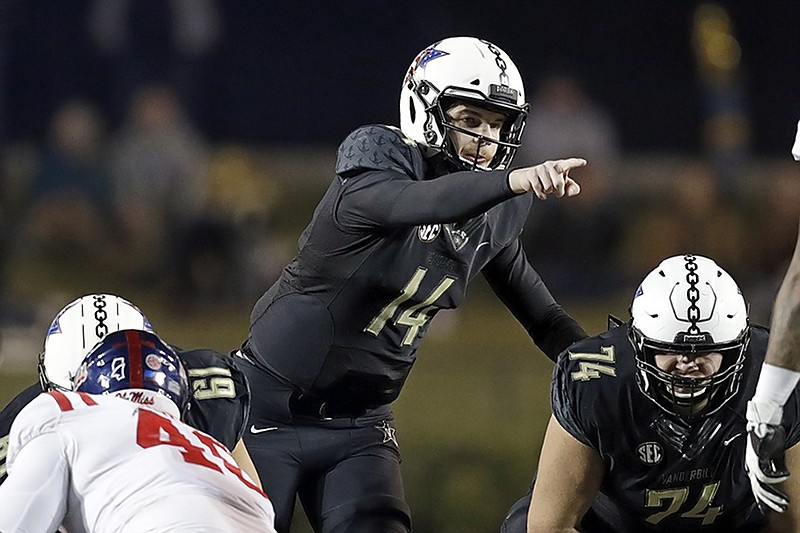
0, 329, 276, 533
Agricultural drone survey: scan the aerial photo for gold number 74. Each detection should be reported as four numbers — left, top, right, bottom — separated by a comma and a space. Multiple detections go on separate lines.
645, 482, 723, 526
569, 347, 616, 381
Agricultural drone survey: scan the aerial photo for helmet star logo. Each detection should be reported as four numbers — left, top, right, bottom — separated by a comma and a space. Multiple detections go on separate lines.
418, 48, 448, 68
375, 420, 398, 447
404, 47, 449, 84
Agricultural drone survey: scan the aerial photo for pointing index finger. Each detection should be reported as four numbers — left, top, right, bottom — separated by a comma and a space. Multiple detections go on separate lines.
554, 158, 588, 173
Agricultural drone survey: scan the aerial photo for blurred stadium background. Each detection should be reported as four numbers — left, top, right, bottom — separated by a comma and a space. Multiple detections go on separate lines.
1, 2, 799, 532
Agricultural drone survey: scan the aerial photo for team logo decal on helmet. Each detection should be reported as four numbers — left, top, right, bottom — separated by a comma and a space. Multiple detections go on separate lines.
146, 353, 162, 371
111, 357, 127, 381
404, 47, 449, 87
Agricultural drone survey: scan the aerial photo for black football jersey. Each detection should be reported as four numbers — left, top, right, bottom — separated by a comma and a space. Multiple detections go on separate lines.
180, 348, 250, 451
552, 323, 800, 532
246, 124, 585, 410
0, 383, 40, 485
0, 349, 249, 486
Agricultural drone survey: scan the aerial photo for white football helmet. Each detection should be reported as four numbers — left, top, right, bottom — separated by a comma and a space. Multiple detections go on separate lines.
399, 36, 528, 171
38, 294, 155, 391
630, 254, 749, 419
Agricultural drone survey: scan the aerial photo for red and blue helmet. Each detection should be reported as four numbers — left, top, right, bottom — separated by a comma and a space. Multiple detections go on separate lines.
72, 329, 190, 418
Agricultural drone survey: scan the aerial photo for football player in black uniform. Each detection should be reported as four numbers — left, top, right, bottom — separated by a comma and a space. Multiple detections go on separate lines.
236, 36, 588, 532
501, 254, 800, 532
0, 293, 256, 485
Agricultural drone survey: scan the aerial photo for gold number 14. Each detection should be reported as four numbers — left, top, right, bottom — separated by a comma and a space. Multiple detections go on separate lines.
365, 267, 455, 346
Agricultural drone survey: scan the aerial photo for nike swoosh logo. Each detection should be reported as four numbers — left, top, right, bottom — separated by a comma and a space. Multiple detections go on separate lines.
476, 241, 490, 251
723, 432, 744, 446
250, 425, 278, 434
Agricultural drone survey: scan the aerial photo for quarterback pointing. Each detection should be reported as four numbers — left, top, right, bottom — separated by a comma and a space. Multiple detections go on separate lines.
237, 36, 588, 532
241, 37, 586, 533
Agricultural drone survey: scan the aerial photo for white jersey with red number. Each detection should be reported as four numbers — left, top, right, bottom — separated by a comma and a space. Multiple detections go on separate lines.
0, 391, 276, 533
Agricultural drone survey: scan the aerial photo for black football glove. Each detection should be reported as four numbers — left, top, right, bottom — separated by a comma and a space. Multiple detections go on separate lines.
745, 400, 790, 513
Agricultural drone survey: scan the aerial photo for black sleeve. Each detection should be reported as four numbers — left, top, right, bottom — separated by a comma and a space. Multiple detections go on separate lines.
482, 239, 587, 362
179, 350, 250, 451
333, 125, 518, 230
0, 383, 43, 486
336, 168, 517, 230
551, 353, 596, 448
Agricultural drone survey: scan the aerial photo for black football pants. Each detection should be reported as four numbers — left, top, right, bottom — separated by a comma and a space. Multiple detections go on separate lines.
244, 415, 411, 533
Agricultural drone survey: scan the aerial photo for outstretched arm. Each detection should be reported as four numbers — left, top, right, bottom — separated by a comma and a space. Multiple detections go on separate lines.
0, 432, 68, 532
746, 120, 800, 510
527, 414, 604, 533
338, 158, 586, 230
763, 221, 800, 373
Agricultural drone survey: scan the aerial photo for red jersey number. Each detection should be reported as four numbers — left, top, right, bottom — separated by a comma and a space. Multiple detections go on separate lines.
135, 408, 265, 497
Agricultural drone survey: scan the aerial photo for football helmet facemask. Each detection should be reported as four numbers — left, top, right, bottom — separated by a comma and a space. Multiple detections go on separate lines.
630, 254, 749, 421
38, 294, 155, 392
400, 36, 528, 172
72, 329, 189, 419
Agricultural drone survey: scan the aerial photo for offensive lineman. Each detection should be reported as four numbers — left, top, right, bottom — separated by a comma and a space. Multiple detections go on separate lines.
236, 36, 588, 532
504, 255, 800, 532
0, 293, 256, 486
0, 329, 276, 532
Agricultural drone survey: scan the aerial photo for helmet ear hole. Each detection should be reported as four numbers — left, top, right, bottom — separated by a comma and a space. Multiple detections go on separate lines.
408, 97, 416, 122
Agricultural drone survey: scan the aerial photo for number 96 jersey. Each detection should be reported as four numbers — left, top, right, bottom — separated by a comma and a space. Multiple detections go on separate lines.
180, 348, 250, 451
551, 323, 800, 532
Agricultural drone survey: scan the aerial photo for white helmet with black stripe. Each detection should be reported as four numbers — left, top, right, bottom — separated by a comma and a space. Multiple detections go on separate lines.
399, 36, 528, 171
630, 254, 749, 420
38, 294, 155, 391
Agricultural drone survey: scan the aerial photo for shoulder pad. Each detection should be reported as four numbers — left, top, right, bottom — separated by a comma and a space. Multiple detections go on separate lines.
747, 325, 770, 353
335, 125, 424, 178
0, 383, 42, 435
178, 349, 246, 383
559, 326, 635, 384
6, 393, 63, 466
178, 348, 231, 368
607, 314, 625, 330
